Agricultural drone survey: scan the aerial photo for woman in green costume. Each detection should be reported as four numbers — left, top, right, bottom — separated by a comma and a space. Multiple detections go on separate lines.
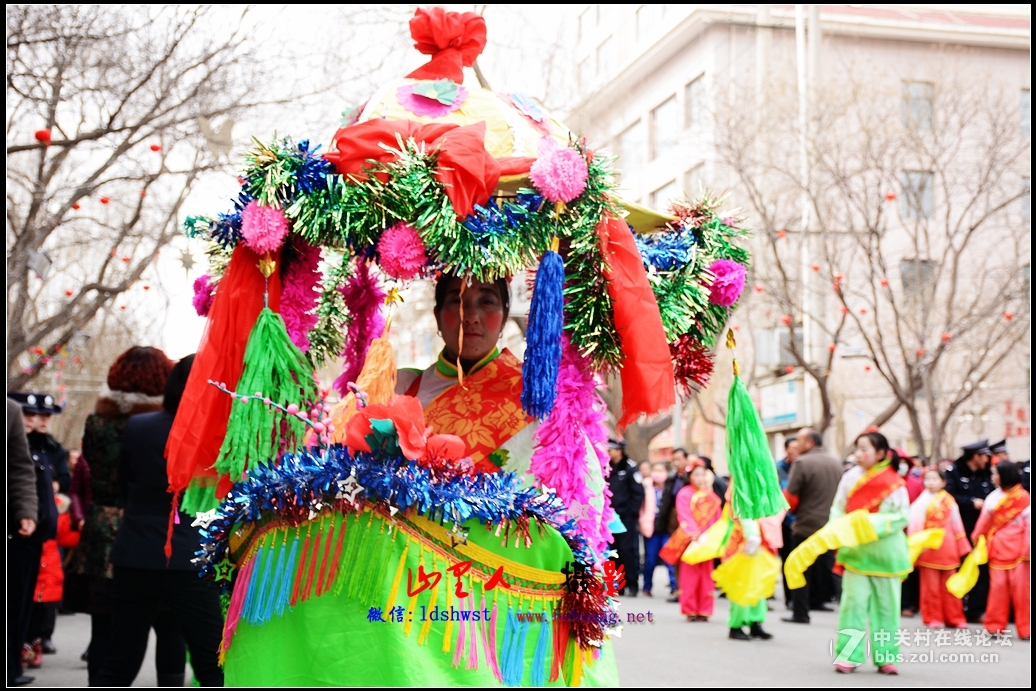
220, 275, 619, 687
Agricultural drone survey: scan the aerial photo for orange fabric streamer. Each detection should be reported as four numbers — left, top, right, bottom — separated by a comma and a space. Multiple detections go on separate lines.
596, 212, 675, 428
165, 245, 282, 498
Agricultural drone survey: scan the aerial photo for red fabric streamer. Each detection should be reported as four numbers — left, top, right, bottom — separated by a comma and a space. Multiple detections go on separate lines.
325, 119, 533, 218
165, 245, 282, 498
596, 213, 675, 428
405, 7, 487, 83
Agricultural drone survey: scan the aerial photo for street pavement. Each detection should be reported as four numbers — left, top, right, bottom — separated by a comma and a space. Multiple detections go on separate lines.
27, 576, 1031, 687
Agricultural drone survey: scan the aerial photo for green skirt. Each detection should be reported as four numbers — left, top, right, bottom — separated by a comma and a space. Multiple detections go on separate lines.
223, 508, 620, 686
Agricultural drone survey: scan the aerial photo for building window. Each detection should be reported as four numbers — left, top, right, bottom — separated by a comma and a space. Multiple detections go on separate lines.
900, 258, 937, 304
684, 163, 705, 197
636, 4, 664, 42
650, 96, 678, 161
596, 36, 613, 78
900, 170, 933, 220
901, 81, 933, 131
618, 121, 645, 182
685, 75, 704, 128
578, 59, 594, 95
1022, 89, 1031, 138
579, 6, 598, 42
651, 180, 677, 210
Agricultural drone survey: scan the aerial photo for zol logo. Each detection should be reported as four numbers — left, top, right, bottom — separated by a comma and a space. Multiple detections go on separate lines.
832, 628, 868, 664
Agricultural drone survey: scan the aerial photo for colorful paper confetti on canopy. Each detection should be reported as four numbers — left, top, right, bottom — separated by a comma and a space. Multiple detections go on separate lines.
169, 6, 752, 687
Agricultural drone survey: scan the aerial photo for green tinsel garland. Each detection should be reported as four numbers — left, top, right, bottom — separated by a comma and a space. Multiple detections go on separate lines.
306, 252, 351, 368
560, 149, 623, 369
215, 307, 318, 482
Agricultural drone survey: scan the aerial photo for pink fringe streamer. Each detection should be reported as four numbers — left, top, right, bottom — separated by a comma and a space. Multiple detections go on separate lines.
222, 553, 256, 652
280, 242, 322, 352
484, 598, 502, 682
530, 336, 615, 556
333, 259, 387, 395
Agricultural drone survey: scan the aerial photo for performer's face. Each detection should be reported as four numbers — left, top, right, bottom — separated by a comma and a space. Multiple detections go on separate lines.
854, 437, 884, 470
923, 470, 945, 493
435, 277, 507, 364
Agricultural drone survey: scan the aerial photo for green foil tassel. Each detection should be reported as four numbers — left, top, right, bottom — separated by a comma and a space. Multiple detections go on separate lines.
216, 307, 318, 481
725, 372, 789, 520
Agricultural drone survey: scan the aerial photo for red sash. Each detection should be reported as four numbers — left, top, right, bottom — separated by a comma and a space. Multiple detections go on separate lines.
924, 490, 954, 529
690, 488, 721, 531
422, 350, 530, 473
846, 462, 905, 514
988, 486, 1030, 540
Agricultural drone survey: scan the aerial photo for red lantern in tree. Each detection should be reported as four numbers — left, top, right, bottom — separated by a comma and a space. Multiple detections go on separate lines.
140, 189, 147, 197
64, 290, 74, 297
864, 364, 872, 371
72, 202, 80, 210
884, 191, 897, 201
834, 273, 844, 283
753, 283, 765, 293
941, 333, 952, 342
1004, 312, 1015, 321
780, 314, 793, 325
810, 263, 820, 271
150, 143, 162, 152
859, 307, 868, 314
916, 348, 925, 357
784, 365, 795, 374
827, 343, 837, 352
839, 305, 849, 314
143, 285, 151, 291
34, 129, 52, 146
121, 256, 131, 263
777, 230, 787, 239
99, 196, 110, 205
833, 283, 842, 292
880, 278, 889, 286
120, 305, 127, 311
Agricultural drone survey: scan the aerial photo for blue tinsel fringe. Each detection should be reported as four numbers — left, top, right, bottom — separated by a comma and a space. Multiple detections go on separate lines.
520, 250, 564, 419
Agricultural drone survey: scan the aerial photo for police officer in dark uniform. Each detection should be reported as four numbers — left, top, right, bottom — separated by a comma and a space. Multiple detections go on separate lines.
945, 439, 995, 622
606, 439, 645, 597
14, 393, 70, 494
7, 392, 58, 686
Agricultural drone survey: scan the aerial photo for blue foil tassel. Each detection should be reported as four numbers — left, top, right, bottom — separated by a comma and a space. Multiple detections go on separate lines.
251, 542, 275, 624
521, 249, 565, 418
275, 535, 300, 617
242, 544, 267, 624
530, 614, 550, 686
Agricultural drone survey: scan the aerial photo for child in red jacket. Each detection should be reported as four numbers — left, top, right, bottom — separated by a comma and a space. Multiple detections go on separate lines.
23, 493, 80, 668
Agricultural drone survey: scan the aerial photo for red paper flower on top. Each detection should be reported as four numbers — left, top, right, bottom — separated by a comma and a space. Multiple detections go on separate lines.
406, 7, 487, 83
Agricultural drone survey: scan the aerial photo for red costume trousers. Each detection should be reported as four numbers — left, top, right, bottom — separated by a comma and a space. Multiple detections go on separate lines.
918, 566, 966, 627
679, 561, 714, 617
985, 561, 1030, 639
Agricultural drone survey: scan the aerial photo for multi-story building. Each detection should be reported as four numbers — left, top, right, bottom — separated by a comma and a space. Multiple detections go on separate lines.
566, 4, 1030, 465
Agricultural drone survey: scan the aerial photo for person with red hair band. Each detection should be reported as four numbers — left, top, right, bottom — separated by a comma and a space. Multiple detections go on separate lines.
971, 460, 1030, 641
61, 347, 183, 685
907, 466, 970, 628
674, 460, 722, 621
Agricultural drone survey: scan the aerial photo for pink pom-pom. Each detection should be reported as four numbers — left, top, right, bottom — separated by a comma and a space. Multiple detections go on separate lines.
706, 259, 747, 307
286, 403, 299, 415
280, 241, 322, 351
191, 275, 216, 317
529, 139, 589, 203
240, 200, 289, 254
377, 223, 429, 280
